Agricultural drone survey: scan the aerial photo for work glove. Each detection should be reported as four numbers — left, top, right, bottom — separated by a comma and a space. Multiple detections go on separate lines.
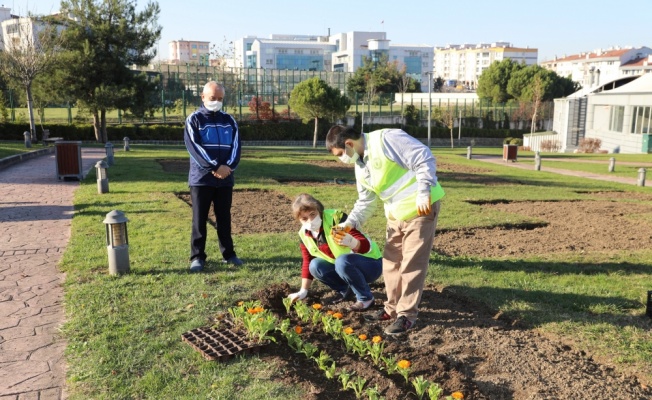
334, 220, 354, 233
332, 230, 360, 249
416, 193, 431, 216
288, 288, 308, 302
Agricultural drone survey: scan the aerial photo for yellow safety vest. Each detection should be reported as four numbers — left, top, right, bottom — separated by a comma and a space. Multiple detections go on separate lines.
299, 209, 381, 263
357, 129, 445, 221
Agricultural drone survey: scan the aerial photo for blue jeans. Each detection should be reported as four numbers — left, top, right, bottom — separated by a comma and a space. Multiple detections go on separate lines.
309, 254, 382, 302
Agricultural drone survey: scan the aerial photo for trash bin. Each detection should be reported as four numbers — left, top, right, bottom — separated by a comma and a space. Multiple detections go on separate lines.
55, 141, 83, 180
503, 144, 518, 162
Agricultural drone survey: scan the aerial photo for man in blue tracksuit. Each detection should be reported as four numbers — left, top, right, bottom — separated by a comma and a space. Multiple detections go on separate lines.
184, 81, 243, 272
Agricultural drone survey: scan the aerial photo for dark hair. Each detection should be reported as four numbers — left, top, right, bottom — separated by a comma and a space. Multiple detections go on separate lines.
325, 125, 361, 151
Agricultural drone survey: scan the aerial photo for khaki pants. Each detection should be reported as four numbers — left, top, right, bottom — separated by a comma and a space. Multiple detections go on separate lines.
382, 200, 441, 321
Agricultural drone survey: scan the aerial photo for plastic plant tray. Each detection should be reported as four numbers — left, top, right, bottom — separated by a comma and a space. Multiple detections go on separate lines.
181, 321, 268, 362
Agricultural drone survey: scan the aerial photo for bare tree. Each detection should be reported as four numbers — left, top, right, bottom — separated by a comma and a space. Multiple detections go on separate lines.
0, 16, 60, 141
530, 74, 545, 133
434, 106, 456, 148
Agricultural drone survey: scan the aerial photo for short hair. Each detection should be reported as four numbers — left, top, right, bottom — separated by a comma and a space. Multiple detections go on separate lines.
291, 193, 324, 220
325, 125, 361, 151
203, 81, 225, 93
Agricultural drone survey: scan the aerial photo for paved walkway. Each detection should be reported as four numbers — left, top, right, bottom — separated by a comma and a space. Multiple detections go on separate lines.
472, 155, 647, 186
0, 148, 105, 400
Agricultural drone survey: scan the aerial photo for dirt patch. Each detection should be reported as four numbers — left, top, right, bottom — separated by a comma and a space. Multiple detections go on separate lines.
249, 283, 650, 399
576, 190, 652, 201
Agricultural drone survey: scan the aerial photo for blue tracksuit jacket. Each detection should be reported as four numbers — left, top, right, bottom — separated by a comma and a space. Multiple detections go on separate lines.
184, 105, 241, 187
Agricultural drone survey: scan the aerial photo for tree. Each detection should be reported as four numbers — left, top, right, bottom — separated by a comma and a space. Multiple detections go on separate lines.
346, 54, 419, 104
476, 59, 524, 104
0, 16, 61, 141
434, 106, 456, 148
289, 77, 350, 148
58, 0, 161, 142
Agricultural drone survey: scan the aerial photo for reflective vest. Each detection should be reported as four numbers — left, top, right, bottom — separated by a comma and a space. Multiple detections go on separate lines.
357, 129, 445, 221
299, 209, 381, 263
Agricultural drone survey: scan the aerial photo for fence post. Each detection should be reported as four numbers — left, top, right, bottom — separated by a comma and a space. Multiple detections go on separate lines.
535, 151, 541, 171
161, 88, 166, 123
638, 168, 647, 187
608, 157, 616, 172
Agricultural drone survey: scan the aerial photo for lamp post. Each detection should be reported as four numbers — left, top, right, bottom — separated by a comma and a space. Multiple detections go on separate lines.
425, 71, 433, 148
103, 210, 130, 275
24, 131, 31, 148
95, 160, 109, 194
123, 137, 130, 152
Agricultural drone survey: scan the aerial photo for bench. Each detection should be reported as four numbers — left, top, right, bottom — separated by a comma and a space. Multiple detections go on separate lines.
41, 129, 64, 146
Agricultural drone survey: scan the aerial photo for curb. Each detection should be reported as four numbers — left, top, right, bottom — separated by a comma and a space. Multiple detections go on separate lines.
0, 147, 55, 172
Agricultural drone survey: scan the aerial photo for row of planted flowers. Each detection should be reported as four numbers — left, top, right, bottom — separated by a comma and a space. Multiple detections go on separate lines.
225, 298, 464, 400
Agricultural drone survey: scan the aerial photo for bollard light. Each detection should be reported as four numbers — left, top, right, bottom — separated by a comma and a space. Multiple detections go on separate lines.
647, 290, 652, 319
637, 168, 647, 187
466, 146, 472, 160
23, 131, 31, 148
534, 151, 541, 171
123, 136, 130, 152
608, 157, 616, 173
95, 160, 109, 194
105, 142, 114, 166
103, 210, 130, 275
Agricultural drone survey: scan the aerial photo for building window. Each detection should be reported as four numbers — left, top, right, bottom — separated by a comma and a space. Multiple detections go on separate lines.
631, 106, 652, 134
609, 106, 625, 132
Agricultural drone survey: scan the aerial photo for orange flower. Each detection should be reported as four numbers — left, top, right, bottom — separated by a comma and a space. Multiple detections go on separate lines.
397, 359, 411, 369
294, 326, 303, 334
312, 304, 323, 310
247, 306, 264, 314
451, 392, 464, 399
332, 312, 343, 319
343, 327, 354, 335
372, 335, 383, 344
326, 310, 334, 315
358, 334, 367, 341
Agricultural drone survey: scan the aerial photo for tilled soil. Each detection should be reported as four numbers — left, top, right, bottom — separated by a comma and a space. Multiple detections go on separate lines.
160, 158, 652, 399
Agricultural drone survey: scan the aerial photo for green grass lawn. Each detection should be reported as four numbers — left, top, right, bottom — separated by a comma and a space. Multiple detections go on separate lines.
0, 141, 47, 158
60, 145, 652, 399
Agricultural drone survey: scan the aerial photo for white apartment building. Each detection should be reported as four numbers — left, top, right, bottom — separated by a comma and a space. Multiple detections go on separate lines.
434, 42, 538, 89
232, 31, 434, 91
168, 40, 211, 65
540, 46, 652, 88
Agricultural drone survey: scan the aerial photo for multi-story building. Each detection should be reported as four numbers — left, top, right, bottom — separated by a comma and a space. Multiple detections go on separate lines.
434, 42, 538, 89
231, 31, 433, 91
540, 46, 652, 88
168, 40, 211, 66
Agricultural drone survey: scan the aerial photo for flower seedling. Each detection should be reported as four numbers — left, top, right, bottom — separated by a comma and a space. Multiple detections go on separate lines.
367, 336, 386, 365
338, 368, 353, 391
300, 342, 319, 359
427, 383, 443, 400
381, 354, 398, 374
324, 361, 337, 380
397, 359, 411, 384
347, 375, 367, 399
365, 385, 384, 400
411, 375, 431, 400
314, 350, 332, 370
282, 297, 293, 314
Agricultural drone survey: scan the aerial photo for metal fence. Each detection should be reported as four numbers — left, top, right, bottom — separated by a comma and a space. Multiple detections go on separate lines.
0, 65, 554, 128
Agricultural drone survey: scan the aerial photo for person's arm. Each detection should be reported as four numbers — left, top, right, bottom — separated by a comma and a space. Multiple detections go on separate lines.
289, 242, 314, 301
348, 228, 370, 253
225, 115, 241, 170
184, 114, 217, 172
345, 180, 378, 229
382, 129, 438, 196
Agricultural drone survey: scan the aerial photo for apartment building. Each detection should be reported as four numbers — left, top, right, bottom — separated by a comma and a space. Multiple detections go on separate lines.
434, 42, 538, 89
540, 46, 652, 88
231, 31, 433, 91
168, 40, 211, 65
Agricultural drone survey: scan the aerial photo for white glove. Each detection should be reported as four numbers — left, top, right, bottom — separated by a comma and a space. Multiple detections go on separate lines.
416, 193, 431, 216
333, 230, 360, 250
336, 220, 355, 232
288, 288, 308, 302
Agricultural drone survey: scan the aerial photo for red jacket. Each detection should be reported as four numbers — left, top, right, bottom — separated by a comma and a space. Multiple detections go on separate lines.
299, 228, 370, 279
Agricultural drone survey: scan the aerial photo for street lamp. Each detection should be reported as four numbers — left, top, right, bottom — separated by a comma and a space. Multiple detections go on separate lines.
425, 71, 434, 148
103, 210, 130, 275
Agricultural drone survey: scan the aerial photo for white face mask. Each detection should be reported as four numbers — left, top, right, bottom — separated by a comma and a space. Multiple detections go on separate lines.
302, 215, 322, 232
338, 145, 359, 164
204, 100, 222, 112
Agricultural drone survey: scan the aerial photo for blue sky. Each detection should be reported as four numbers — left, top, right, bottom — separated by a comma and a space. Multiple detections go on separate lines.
23, 0, 652, 62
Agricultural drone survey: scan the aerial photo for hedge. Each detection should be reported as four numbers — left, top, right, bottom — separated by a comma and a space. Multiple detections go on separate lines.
0, 121, 525, 142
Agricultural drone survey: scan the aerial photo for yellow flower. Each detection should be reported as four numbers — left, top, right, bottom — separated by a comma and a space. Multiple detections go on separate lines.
451, 392, 464, 399
358, 334, 367, 341
397, 359, 411, 369
294, 326, 303, 334
332, 312, 343, 319
237, 301, 244, 306
372, 335, 382, 344
312, 303, 323, 310
343, 327, 354, 335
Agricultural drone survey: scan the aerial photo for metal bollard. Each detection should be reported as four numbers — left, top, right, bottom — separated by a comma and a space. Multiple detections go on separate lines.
647, 290, 652, 319
466, 146, 472, 160
123, 136, 130, 152
23, 131, 31, 148
637, 168, 646, 187
105, 142, 114, 166
608, 157, 615, 173
534, 151, 541, 171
